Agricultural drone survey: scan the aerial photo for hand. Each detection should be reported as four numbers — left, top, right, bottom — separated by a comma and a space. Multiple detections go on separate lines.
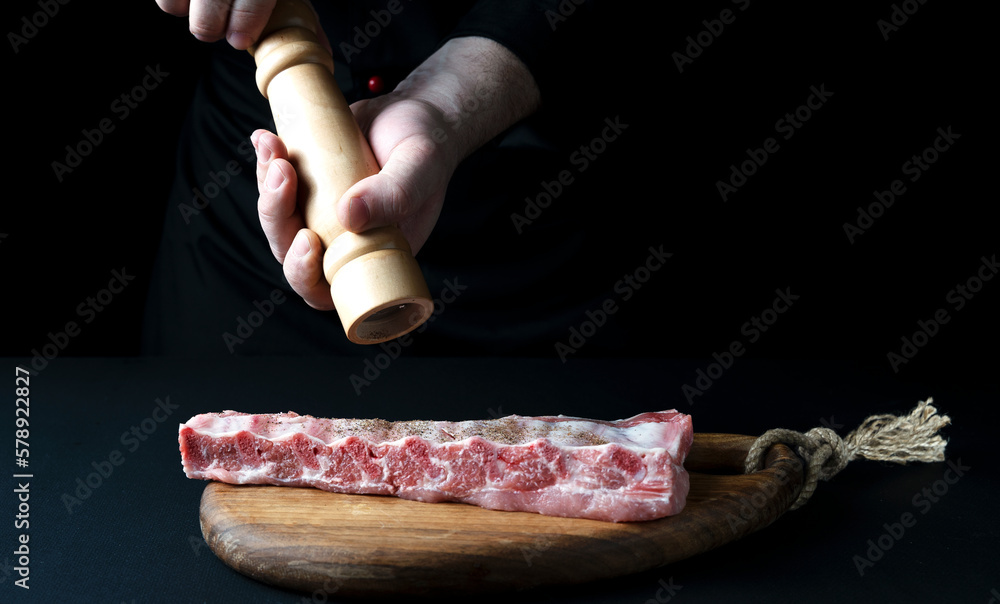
252, 95, 458, 310
156, 0, 331, 53
254, 36, 540, 311
155, 0, 277, 49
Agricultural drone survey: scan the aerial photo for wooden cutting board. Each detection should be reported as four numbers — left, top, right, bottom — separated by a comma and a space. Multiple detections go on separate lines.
199, 433, 803, 597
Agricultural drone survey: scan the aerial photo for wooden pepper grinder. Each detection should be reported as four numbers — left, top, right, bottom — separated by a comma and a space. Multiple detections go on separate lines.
249, 0, 433, 344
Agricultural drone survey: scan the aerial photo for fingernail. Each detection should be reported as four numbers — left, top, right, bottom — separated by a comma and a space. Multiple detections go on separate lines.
348, 197, 370, 230
265, 163, 285, 191
292, 232, 311, 257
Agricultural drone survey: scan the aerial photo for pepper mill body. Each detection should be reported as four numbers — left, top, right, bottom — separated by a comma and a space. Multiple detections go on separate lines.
250, 0, 433, 344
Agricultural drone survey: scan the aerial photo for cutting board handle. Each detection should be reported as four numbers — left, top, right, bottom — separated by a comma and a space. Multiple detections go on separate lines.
685, 433, 765, 473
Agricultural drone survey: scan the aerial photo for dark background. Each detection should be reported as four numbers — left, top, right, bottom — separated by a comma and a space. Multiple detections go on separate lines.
4, 1, 994, 387
6, 1, 209, 356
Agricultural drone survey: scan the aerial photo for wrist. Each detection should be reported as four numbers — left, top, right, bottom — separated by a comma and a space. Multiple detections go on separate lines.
394, 36, 541, 161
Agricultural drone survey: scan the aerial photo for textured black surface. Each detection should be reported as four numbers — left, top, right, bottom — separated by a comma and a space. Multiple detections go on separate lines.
3, 355, 995, 603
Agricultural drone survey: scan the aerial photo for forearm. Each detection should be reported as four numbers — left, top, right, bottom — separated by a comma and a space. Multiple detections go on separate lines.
394, 36, 542, 164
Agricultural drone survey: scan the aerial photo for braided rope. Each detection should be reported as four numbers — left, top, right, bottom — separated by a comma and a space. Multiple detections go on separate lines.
744, 398, 950, 510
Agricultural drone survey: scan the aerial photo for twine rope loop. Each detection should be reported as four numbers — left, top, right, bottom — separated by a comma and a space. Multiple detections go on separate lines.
744, 398, 950, 510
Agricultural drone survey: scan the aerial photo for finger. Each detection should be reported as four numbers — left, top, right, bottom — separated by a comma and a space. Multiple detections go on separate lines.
257, 169, 304, 267
336, 136, 436, 233
337, 179, 438, 257
252, 129, 287, 186
224, 0, 277, 49
187, 0, 232, 42
254, 130, 304, 264
156, 0, 191, 17
283, 229, 336, 310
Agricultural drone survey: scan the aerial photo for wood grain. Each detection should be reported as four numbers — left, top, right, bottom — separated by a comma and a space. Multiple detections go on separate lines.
199, 434, 803, 596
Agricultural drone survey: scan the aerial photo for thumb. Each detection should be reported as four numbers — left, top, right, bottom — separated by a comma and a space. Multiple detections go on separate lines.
336, 174, 407, 234
336, 140, 435, 233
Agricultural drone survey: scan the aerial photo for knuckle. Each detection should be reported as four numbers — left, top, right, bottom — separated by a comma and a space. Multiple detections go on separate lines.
382, 178, 413, 223
189, 22, 225, 41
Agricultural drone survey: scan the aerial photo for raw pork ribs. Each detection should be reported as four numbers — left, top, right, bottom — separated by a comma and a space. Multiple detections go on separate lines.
179, 410, 693, 522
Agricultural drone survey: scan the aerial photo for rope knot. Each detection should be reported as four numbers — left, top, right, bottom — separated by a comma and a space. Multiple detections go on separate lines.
802, 426, 850, 481
744, 398, 950, 510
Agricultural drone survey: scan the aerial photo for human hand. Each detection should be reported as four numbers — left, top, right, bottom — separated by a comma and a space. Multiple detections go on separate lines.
155, 0, 278, 49
252, 95, 458, 310
156, 0, 331, 54
253, 36, 539, 311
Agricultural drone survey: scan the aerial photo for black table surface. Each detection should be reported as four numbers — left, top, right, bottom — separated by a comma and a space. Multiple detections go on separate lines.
3, 355, 996, 603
